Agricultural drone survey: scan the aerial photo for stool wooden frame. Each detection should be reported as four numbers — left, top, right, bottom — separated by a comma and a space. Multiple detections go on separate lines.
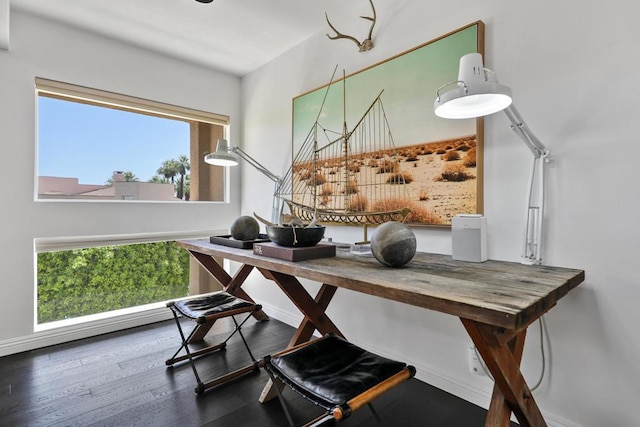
261, 334, 416, 427
166, 292, 262, 394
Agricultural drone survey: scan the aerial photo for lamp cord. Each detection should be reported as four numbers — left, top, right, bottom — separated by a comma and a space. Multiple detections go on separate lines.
473, 316, 546, 391
530, 316, 546, 391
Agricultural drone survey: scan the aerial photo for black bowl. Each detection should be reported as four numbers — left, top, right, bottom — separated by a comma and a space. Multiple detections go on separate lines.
266, 225, 325, 247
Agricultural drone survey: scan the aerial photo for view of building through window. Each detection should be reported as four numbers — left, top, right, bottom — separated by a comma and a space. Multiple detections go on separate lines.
38, 97, 193, 201
36, 79, 228, 202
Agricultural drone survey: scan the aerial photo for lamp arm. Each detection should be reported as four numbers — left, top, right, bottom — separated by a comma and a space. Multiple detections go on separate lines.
230, 146, 281, 184
230, 146, 284, 224
521, 156, 545, 264
503, 105, 548, 158
501, 105, 550, 265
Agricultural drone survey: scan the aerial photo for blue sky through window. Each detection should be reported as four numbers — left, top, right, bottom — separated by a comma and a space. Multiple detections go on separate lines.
37, 97, 190, 185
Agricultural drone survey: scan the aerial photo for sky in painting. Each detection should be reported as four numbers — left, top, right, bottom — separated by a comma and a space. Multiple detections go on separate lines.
37, 97, 190, 185
292, 24, 479, 152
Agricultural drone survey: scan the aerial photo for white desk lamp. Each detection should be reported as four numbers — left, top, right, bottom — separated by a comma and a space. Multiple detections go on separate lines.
434, 53, 550, 265
204, 138, 283, 224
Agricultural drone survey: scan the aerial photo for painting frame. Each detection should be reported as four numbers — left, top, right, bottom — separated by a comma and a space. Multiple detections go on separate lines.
289, 21, 485, 228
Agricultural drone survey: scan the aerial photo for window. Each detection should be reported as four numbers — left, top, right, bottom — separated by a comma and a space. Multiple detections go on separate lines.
36, 78, 227, 202
36, 241, 190, 325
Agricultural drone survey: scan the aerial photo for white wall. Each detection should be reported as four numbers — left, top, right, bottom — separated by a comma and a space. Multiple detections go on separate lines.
0, 0, 8, 50
240, 1, 640, 426
0, 12, 241, 351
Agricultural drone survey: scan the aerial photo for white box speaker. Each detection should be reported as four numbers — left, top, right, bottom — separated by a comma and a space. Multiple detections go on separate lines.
452, 214, 487, 262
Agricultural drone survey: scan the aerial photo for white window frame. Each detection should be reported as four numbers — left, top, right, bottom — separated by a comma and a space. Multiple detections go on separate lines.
33, 229, 224, 332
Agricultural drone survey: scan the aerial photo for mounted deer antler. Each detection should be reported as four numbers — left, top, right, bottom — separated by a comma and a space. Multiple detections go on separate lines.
325, 0, 377, 52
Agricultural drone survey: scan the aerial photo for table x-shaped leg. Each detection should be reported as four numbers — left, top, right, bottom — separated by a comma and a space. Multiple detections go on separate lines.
258, 269, 343, 402
187, 250, 270, 341
461, 318, 545, 427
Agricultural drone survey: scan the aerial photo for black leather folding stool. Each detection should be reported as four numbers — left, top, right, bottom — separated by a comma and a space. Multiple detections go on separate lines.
262, 334, 416, 426
166, 291, 262, 394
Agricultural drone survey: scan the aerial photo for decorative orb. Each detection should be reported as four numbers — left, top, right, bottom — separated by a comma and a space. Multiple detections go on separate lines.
230, 216, 260, 241
370, 221, 416, 267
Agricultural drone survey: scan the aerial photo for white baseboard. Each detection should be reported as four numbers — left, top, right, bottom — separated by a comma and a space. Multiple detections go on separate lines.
0, 308, 172, 357
260, 302, 305, 328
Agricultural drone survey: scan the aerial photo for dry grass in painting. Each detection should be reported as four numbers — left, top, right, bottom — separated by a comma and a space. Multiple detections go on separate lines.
307, 173, 327, 186
291, 135, 479, 224
438, 163, 475, 182
373, 198, 444, 225
345, 180, 359, 194
347, 195, 369, 212
387, 172, 413, 184
442, 150, 461, 161
463, 147, 476, 167
319, 183, 333, 196
377, 159, 399, 174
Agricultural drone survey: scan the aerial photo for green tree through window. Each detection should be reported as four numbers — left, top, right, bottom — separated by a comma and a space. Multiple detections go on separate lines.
37, 241, 190, 324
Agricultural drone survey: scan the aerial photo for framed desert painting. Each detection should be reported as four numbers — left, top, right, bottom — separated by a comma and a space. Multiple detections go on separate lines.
282, 21, 484, 227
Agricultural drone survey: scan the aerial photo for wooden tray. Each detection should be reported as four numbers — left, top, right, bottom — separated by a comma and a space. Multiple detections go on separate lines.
209, 234, 270, 249
253, 242, 336, 262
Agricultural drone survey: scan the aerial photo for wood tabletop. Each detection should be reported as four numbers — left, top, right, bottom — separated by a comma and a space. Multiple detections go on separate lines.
178, 239, 585, 331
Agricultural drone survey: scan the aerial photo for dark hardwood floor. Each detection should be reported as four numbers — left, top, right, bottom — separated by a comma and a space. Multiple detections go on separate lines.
0, 317, 503, 426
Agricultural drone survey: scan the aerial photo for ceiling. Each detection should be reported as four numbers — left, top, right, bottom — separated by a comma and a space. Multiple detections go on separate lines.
11, 0, 364, 77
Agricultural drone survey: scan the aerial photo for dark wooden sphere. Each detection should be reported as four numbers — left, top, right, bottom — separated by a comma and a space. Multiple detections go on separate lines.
230, 216, 260, 241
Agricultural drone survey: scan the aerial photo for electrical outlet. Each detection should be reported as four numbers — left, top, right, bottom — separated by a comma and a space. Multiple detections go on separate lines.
468, 346, 485, 376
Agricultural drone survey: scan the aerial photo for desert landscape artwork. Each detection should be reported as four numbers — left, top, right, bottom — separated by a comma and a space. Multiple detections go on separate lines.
284, 22, 485, 227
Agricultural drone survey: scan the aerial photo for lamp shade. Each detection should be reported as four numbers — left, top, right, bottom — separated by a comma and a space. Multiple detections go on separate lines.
434, 53, 513, 119
204, 139, 239, 166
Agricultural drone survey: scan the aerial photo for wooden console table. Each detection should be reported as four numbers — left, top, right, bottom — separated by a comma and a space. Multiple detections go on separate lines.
177, 238, 584, 427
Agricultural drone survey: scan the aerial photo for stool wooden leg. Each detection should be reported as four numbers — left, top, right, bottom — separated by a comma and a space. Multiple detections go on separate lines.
192, 312, 261, 394
167, 305, 261, 394
303, 413, 335, 427
263, 367, 296, 427
166, 310, 205, 390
